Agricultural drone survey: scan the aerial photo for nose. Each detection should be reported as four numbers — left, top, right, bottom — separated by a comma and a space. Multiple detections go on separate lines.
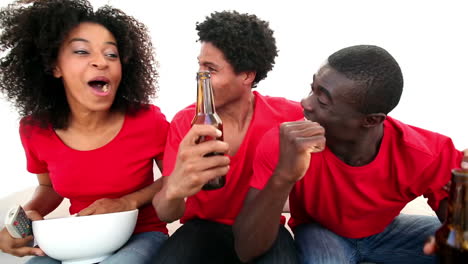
90, 54, 108, 69
301, 96, 316, 121
301, 95, 313, 111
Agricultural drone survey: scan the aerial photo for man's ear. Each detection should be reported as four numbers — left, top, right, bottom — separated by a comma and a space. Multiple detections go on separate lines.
363, 113, 386, 128
242, 71, 256, 86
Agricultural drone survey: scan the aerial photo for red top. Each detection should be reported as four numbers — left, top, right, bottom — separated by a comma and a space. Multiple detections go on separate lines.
163, 91, 303, 225
251, 116, 464, 238
20, 105, 169, 234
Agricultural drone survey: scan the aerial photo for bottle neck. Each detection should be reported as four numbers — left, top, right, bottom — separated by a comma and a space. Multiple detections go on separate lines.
195, 71, 216, 115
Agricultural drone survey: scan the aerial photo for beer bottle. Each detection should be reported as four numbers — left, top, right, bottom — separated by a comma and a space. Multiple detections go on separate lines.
435, 168, 468, 263
191, 71, 226, 190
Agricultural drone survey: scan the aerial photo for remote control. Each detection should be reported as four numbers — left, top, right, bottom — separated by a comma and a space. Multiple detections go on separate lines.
4, 205, 32, 238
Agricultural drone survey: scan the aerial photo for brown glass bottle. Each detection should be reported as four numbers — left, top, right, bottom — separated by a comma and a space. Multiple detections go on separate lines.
435, 168, 468, 264
191, 71, 226, 190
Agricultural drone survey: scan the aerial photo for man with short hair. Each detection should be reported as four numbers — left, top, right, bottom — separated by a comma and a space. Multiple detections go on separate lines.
234, 45, 468, 264
153, 11, 301, 264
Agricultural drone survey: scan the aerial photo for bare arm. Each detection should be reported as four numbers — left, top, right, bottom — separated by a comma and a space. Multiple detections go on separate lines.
23, 173, 64, 217
0, 173, 62, 257
234, 121, 325, 262
153, 125, 230, 222
234, 181, 294, 262
152, 176, 187, 223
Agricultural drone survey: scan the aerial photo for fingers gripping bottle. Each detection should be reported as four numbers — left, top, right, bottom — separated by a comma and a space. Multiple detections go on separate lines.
191, 71, 226, 190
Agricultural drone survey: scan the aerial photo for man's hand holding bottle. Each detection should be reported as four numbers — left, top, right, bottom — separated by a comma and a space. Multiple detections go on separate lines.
423, 148, 468, 256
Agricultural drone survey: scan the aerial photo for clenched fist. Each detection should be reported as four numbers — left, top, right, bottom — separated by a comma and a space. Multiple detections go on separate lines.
274, 120, 326, 184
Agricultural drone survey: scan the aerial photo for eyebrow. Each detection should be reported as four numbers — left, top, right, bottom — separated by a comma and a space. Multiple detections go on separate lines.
68, 38, 117, 47
198, 60, 219, 69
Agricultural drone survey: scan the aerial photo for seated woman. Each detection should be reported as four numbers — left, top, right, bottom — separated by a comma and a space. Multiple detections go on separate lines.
0, 1, 169, 263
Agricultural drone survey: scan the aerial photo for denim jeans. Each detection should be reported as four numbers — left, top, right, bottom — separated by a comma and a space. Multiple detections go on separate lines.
154, 218, 298, 264
25, 231, 168, 264
294, 214, 440, 264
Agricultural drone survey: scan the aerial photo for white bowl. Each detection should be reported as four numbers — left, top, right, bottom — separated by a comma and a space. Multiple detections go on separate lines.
32, 209, 138, 264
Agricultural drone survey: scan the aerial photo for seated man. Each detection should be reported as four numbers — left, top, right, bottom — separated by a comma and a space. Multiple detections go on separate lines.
153, 10, 302, 264
234, 45, 468, 264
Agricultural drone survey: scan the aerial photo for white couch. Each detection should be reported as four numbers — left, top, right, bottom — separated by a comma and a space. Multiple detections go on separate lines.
0, 187, 435, 264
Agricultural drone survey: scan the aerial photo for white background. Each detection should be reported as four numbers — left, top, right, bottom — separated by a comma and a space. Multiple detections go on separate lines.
1, 0, 467, 198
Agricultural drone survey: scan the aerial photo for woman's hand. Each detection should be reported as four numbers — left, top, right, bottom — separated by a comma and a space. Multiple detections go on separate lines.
0, 210, 45, 257
78, 197, 136, 216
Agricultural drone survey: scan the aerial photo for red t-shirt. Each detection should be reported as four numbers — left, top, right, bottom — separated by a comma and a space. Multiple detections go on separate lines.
20, 105, 169, 234
163, 91, 303, 225
251, 116, 464, 238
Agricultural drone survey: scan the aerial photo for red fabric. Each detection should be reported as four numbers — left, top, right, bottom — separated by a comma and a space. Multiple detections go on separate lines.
251, 116, 464, 238
20, 105, 169, 234
163, 91, 303, 225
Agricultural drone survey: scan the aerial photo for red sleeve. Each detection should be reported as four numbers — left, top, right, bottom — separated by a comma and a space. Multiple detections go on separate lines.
162, 111, 192, 177
150, 105, 170, 161
251, 127, 280, 190
422, 139, 464, 210
19, 119, 48, 174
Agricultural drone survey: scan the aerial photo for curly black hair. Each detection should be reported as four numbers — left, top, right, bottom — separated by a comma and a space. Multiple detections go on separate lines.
328, 45, 404, 115
0, 0, 158, 129
196, 11, 277, 88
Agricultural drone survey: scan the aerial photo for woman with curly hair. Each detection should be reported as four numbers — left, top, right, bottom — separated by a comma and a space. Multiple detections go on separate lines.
0, 0, 169, 263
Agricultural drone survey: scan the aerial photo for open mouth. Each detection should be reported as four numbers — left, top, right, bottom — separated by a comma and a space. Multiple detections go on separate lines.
88, 80, 109, 92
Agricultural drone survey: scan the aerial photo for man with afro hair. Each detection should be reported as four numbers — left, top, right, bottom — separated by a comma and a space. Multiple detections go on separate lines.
153, 10, 301, 264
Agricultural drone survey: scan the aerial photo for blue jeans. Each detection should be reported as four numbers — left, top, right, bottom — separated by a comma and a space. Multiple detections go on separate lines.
294, 214, 440, 264
25, 231, 167, 264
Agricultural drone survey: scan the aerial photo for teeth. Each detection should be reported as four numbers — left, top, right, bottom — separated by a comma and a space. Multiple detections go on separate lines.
102, 84, 109, 92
